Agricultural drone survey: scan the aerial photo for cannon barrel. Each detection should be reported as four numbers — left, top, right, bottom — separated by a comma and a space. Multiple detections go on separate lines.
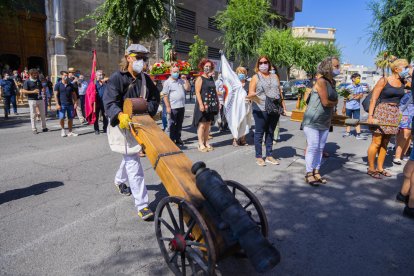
191, 162, 281, 273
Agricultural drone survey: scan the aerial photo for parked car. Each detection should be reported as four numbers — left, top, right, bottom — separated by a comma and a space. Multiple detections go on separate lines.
282, 79, 311, 99
280, 80, 287, 87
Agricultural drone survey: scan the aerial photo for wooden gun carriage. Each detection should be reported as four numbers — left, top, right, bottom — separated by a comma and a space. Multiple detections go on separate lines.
123, 99, 280, 275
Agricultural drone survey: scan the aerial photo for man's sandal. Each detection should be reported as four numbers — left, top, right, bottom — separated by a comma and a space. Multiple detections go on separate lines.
313, 170, 327, 184
305, 172, 319, 187
367, 169, 382, 179
378, 170, 392, 177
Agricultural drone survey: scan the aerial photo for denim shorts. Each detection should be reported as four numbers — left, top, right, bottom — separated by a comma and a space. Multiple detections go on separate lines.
345, 108, 360, 120
59, 104, 74, 119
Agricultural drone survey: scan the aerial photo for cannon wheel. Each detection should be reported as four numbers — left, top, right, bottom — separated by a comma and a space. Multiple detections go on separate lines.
155, 196, 216, 276
225, 180, 269, 237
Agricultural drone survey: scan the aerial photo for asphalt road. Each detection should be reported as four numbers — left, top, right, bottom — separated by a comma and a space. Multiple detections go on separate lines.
0, 99, 413, 276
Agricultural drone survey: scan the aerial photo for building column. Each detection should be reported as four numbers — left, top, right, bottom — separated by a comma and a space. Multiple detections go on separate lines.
46, 0, 67, 81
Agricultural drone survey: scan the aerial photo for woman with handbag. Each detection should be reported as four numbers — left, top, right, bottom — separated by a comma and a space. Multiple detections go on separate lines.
302, 57, 339, 185
247, 56, 286, 166
192, 58, 219, 152
366, 59, 409, 179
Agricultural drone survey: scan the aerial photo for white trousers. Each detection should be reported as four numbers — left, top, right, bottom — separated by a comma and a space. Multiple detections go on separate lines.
28, 100, 46, 131
114, 154, 148, 211
304, 126, 329, 173
75, 98, 85, 123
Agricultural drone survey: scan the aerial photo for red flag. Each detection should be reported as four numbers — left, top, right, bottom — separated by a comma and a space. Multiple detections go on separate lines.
85, 50, 97, 124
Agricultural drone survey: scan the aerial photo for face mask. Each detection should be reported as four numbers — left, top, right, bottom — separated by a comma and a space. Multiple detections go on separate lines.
399, 68, 410, 79
204, 67, 211, 74
132, 59, 144, 74
332, 69, 340, 77
238, 74, 246, 81
30, 77, 36, 81
269, 70, 275, 74
171, 72, 179, 79
97, 75, 104, 80
5, 76, 10, 80
259, 64, 269, 73
354, 79, 361, 85
62, 76, 68, 81
79, 78, 84, 82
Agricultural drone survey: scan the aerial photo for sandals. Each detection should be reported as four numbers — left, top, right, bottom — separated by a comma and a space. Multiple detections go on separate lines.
367, 169, 382, 179
233, 139, 239, 147
198, 144, 208, 153
206, 144, 214, 151
378, 170, 392, 177
313, 170, 327, 184
305, 172, 319, 187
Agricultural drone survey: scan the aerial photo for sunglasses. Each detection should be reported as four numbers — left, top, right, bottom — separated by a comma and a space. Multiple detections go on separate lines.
259, 61, 269, 65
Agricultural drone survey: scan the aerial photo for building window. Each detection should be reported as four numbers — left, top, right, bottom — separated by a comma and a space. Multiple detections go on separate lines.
175, 40, 191, 54
208, 17, 219, 32
176, 7, 196, 32
208, 47, 220, 59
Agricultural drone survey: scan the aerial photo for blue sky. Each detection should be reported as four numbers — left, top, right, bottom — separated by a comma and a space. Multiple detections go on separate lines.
293, 0, 376, 67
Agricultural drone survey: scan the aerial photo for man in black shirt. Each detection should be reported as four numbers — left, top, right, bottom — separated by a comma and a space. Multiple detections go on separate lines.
54, 71, 78, 137
21, 69, 48, 134
103, 44, 160, 221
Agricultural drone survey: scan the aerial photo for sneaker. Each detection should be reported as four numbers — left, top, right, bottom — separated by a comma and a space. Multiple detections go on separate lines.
138, 207, 154, 221
402, 156, 410, 162
32, 129, 38, 135
116, 183, 131, 196
61, 129, 67, 137
396, 192, 409, 204
342, 132, 351, 137
393, 158, 402, 165
95, 130, 100, 135
256, 158, 266, 166
67, 132, 79, 137
265, 156, 280, 165
356, 134, 367, 140
403, 206, 414, 219
42, 128, 49, 132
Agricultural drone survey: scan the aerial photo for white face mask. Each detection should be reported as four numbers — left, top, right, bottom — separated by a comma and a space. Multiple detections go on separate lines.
259, 64, 269, 73
132, 59, 144, 74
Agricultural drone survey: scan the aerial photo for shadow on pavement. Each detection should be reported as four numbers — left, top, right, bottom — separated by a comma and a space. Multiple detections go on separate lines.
0, 116, 31, 129
0, 181, 64, 205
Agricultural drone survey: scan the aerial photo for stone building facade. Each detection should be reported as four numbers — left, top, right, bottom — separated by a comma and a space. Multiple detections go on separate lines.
0, 0, 303, 80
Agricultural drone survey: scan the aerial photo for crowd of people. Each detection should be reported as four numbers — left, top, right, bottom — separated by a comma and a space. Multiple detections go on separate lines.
1, 45, 414, 221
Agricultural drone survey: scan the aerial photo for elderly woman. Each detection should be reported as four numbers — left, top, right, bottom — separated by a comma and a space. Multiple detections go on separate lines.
192, 58, 219, 152
367, 59, 409, 178
302, 57, 339, 185
232, 66, 250, 146
247, 56, 286, 166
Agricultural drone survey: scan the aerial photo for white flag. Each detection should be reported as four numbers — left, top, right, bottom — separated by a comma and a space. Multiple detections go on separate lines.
221, 54, 252, 139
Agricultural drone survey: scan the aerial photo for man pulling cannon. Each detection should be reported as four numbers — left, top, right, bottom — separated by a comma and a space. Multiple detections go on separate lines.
103, 44, 160, 220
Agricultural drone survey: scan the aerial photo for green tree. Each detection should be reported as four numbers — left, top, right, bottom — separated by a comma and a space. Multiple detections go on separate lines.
215, 0, 278, 66
188, 35, 208, 70
374, 50, 395, 76
75, 0, 172, 47
257, 28, 304, 80
295, 42, 341, 79
368, 0, 414, 61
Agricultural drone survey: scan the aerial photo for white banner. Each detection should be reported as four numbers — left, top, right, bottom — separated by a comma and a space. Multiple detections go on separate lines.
221, 54, 252, 139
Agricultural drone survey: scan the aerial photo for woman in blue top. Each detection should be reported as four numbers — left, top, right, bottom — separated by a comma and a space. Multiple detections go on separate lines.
393, 89, 414, 164
302, 57, 339, 185
398, 66, 414, 219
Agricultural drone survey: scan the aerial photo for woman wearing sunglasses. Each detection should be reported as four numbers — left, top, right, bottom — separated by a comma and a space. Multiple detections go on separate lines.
367, 58, 409, 179
247, 56, 286, 166
302, 57, 339, 185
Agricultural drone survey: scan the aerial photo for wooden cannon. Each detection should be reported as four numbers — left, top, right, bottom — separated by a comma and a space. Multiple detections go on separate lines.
123, 99, 280, 275
290, 109, 398, 128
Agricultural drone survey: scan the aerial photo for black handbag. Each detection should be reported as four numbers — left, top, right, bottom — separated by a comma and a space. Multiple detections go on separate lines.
265, 97, 282, 115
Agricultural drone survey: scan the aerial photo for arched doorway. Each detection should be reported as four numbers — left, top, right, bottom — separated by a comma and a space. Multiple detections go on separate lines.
27, 56, 45, 73
0, 54, 21, 75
